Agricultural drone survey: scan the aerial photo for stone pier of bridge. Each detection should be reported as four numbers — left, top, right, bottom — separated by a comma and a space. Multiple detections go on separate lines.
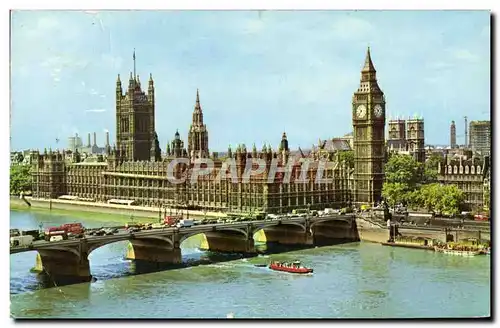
200, 231, 256, 254
33, 249, 92, 283
257, 225, 314, 246
125, 238, 182, 264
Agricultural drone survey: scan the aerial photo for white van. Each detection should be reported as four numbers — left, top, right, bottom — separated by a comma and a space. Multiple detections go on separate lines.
10, 235, 34, 247
49, 235, 64, 242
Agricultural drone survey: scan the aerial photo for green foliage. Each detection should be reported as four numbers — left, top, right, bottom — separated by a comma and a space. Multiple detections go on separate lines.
382, 154, 465, 214
338, 150, 354, 168
384, 154, 423, 189
10, 165, 32, 195
408, 183, 464, 215
423, 153, 442, 183
382, 182, 410, 207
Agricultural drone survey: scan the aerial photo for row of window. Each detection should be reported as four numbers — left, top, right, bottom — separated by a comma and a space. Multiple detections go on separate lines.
443, 165, 483, 175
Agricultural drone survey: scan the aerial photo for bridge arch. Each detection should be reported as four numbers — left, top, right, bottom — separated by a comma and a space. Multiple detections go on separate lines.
86, 235, 174, 255
310, 217, 352, 229
251, 221, 306, 235
252, 221, 310, 246
178, 227, 248, 245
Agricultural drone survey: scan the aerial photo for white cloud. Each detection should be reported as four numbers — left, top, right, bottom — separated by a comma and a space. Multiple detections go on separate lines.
89, 89, 99, 95
86, 109, 106, 113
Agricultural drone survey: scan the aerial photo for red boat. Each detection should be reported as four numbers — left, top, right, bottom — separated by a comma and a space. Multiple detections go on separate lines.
269, 261, 313, 274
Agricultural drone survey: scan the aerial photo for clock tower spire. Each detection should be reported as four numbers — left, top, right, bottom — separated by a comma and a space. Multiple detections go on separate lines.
352, 47, 386, 206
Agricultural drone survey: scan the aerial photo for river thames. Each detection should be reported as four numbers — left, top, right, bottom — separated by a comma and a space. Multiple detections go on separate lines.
9, 209, 491, 319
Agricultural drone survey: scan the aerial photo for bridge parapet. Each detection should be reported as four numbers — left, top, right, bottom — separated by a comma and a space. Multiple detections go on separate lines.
13, 214, 358, 284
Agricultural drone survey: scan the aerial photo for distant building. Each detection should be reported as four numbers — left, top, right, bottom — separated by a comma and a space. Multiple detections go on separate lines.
386, 117, 425, 164
406, 118, 425, 164
387, 119, 406, 151
437, 152, 489, 212
469, 120, 490, 156
68, 131, 110, 155
67, 134, 83, 152
450, 121, 457, 149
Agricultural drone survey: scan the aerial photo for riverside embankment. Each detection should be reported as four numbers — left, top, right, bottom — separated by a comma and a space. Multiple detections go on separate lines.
355, 216, 490, 244
10, 196, 226, 221
10, 197, 490, 245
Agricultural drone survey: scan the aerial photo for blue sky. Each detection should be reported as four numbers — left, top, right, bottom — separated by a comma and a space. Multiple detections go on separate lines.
10, 10, 490, 152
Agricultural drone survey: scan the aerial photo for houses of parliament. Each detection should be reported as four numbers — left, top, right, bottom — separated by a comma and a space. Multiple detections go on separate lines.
30, 49, 390, 214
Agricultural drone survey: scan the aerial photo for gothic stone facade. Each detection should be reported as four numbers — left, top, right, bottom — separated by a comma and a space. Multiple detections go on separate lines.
31, 49, 382, 213
352, 48, 386, 205
437, 153, 490, 211
30, 146, 351, 214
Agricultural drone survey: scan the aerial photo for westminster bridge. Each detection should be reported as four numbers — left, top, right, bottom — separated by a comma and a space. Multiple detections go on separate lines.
10, 214, 357, 283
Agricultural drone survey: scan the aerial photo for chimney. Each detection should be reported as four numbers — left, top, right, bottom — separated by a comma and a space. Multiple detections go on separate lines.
105, 131, 110, 147
87, 133, 91, 147
93, 132, 97, 147
464, 116, 468, 148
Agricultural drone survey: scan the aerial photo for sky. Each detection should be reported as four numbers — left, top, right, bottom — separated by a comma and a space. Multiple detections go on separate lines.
10, 10, 490, 152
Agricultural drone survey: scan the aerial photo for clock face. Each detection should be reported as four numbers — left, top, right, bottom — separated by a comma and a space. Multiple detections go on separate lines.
374, 104, 383, 118
356, 105, 367, 119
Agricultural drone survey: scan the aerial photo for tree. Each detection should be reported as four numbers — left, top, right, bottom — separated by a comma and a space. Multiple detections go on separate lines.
410, 183, 464, 215
384, 154, 423, 190
423, 153, 442, 184
10, 165, 32, 195
338, 150, 354, 168
382, 182, 409, 207
439, 185, 464, 216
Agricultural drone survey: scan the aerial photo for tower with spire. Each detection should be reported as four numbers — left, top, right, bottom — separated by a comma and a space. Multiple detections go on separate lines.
352, 47, 386, 205
115, 50, 158, 162
187, 89, 209, 159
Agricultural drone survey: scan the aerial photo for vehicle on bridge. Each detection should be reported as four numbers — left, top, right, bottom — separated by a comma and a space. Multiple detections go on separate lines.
23, 229, 44, 241
151, 223, 165, 229
44, 223, 85, 239
10, 229, 20, 237
292, 209, 309, 217
323, 208, 340, 215
127, 226, 141, 233
62, 223, 85, 238
45, 230, 68, 241
164, 215, 181, 227
269, 261, 313, 274
104, 228, 118, 235
10, 235, 34, 247
474, 214, 489, 221
340, 207, 353, 215
177, 219, 194, 228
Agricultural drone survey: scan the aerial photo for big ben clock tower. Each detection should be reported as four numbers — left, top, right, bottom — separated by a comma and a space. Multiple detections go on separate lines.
352, 47, 386, 205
